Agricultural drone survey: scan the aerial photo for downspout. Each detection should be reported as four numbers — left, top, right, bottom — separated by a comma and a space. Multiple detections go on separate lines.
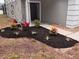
25, 0, 31, 24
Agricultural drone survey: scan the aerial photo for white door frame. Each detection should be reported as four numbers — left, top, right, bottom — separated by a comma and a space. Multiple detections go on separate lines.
28, 1, 41, 24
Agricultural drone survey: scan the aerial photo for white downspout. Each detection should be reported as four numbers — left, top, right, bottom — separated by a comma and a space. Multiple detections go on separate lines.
25, 0, 31, 24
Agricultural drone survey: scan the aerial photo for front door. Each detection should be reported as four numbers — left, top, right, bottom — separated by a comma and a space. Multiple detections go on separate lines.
30, 3, 40, 22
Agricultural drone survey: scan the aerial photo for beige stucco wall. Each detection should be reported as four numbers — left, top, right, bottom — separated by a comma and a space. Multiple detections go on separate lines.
5, 0, 79, 28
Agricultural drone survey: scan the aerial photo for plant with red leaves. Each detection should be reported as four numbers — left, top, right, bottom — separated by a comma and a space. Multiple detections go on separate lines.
22, 21, 30, 28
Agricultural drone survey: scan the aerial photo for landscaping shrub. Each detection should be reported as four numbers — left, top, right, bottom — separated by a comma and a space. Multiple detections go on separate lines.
22, 21, 30, 28
34, 20, 40, 28
10, 19, 18, 30
21, 21, 30, 31
49, 26, 58, 35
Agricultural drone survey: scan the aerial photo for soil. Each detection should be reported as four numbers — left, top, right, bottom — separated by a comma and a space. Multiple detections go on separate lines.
0, 26, 78, 48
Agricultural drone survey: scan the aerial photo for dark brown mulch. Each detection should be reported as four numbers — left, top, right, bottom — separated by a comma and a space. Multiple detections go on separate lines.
0, 26, 79, 48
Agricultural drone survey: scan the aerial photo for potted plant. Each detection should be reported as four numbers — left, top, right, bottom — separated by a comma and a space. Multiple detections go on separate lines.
34, 20, 40, 28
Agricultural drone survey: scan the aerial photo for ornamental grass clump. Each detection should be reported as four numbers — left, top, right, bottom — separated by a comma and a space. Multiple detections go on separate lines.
34, 20, 40, 28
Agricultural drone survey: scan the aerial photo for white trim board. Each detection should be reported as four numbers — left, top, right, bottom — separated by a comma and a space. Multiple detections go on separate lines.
26, 1, 41, 24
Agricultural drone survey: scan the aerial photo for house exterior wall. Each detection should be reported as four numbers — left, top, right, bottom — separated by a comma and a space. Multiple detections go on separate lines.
21, 0, 26, 21
5, 0, 79, 28
41, 0, 68, 26
4, 0, 22, 22
30, 0, 40, 1
66, 0, 79, 28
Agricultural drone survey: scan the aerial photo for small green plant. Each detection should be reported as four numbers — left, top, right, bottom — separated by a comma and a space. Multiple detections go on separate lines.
32, 31, 37, 35
46, 36, 49, 40
17, 24, 23, 31
14, 31, 20, 36
34, 20, 40, 28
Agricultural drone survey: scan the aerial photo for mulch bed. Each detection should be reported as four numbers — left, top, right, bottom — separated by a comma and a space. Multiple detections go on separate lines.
0, 26, 79, 48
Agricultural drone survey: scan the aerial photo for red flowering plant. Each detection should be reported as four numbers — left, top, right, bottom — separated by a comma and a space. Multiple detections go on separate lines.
22, 21, 30, 27
21, 21, 30, 31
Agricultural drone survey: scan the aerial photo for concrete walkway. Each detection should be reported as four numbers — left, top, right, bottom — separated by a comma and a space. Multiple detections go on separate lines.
41, 24, 79, 41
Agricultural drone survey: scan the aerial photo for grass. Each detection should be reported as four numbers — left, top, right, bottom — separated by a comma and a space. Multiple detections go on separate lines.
0, 14, 10, 24
0, 14, 11, 28
0, 37, 78, 59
